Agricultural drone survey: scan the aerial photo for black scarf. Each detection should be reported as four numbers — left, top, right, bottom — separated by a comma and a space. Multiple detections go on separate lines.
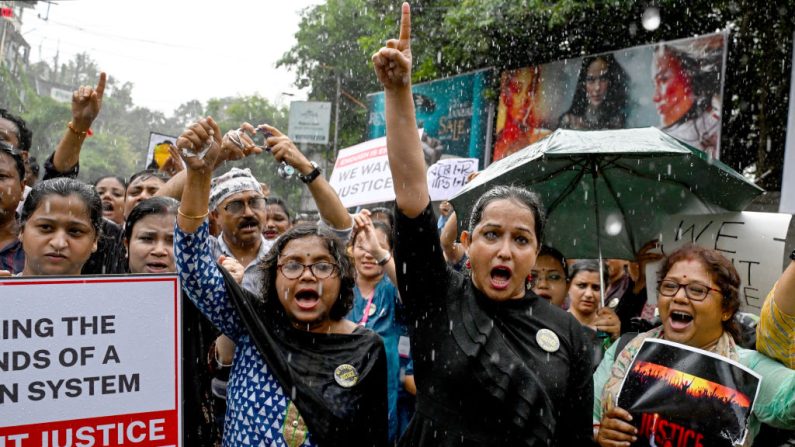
220, 266, 388, 447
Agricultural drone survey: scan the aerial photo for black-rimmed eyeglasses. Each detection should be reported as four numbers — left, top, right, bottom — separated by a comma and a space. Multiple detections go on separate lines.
277, 261, 338, 279
658, 279, 721, 302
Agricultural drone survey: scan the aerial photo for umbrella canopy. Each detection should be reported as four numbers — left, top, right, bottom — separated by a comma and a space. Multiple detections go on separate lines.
450, 127, 764, 260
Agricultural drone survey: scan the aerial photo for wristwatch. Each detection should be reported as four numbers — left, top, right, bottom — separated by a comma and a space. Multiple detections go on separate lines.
376, 251, 392, 266
298, 161, 322, 184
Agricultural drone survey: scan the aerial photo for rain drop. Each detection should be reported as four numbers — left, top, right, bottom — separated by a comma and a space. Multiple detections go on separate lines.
641, 7, 661, 31
604, 213, 623, 236
430, 350, 435, 361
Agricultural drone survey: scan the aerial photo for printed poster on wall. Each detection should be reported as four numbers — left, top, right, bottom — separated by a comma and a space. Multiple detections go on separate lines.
616, 339, 760, 447
367, 68, 494, 164
0, 275, 182, 447
493, 32, 727, 161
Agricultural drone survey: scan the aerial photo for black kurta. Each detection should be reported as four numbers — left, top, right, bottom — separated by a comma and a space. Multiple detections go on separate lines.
395, 203, 593, 446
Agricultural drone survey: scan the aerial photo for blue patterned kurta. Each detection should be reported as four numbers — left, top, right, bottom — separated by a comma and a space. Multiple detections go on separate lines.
175, 221, 316, 447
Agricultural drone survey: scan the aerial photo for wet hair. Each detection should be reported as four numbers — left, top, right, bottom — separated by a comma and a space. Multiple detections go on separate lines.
127, 169, 168, 190
568, 259, 608, 286
351, 220, 394, 251
538, 245, 567, 279
657, 243, 741, 340
563, 54, 629, 128
94, 175, 127, 189
20, 178, 103, 237
0, 141, 25, 183
468, 185, 546, 245
124, 196, 179, 242
369, 206, 395, 229
265, 196, 292, 222
27, 155, 39, 179
0, 108, 32, 152
259, 224, 355, 322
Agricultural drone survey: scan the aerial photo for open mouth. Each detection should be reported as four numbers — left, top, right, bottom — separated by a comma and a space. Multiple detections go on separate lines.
490, 266, 512, 290
668, 311, 694, 330
102, 202, 114, 212
145, 261, 170, 273
295, 289, 320, 310
263, 229, 279, 239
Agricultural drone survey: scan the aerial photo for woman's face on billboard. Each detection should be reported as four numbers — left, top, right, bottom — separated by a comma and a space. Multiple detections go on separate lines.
653, 50, 695, 126
585, 58, 609, 108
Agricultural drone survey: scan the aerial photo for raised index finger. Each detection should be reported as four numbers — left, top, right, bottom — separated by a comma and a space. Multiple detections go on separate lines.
95, 72, 107, 98
399, 2, 411, 45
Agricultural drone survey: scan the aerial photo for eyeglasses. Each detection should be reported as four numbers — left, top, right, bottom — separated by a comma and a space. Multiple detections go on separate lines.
223, 197, 266, 215
277, 261, 338, 279
658, 279, 722, 302
0, 140, 21, 155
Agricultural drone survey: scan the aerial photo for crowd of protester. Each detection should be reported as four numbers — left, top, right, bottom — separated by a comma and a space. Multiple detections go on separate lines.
1, 3, 794, 446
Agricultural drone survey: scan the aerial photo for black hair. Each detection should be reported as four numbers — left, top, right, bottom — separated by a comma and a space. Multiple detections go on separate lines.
561, 54, 629, 129
259, 224, 355, 322
468, 185, 546, 245
538, 245, 567, 279
124, 196, 179, 242
94, 175, 127, 189
127, 169, 168, 189
658, 243, 741, 341
0, 108, 32, 152
369, 206, 395, 229
568, 259, 608, 286
27, 155, 39, 178
0, 141, 26, 183
265, 196, 292, 222
351, 220, 394, 251
20, 178, 103, 237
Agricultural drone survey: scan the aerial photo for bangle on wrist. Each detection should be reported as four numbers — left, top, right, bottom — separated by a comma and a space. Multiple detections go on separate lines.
178, 208, 209, 220
67, 121, 93, 138
214, 349, 232, 369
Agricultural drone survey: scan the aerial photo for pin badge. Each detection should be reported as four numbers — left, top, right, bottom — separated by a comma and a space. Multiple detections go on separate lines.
368, 304, 377, 317
536, 328, 560, 353
334, 364, 359, 388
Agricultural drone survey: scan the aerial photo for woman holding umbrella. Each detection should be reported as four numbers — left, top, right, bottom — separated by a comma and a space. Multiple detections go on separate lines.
373, 4, 593, 445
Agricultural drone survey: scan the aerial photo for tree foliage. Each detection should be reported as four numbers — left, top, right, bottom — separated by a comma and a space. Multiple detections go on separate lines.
282, 0, 795, 191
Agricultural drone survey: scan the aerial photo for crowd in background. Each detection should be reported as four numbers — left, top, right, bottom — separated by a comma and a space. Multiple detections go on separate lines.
1, 3, 794, 447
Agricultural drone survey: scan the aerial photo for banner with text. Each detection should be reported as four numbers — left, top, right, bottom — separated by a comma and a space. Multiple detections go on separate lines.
427, 158, 478, 201
645, 212, 792, 314
617, 339, 760, 447
0, 276, 181, 447
329, 130, 423, 208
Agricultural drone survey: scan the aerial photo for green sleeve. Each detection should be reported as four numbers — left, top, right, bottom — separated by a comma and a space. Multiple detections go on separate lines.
593, 341, 619, 424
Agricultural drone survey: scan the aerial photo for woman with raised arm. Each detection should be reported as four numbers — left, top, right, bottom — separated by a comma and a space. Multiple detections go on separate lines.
373, 4, 593, 445
173, 118, 387, 447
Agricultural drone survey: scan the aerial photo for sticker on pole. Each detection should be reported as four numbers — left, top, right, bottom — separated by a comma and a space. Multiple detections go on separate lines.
0, 275, 182, 447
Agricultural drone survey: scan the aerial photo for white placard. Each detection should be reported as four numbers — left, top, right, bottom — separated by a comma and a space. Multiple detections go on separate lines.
645, 212, 792, 314
0, 275, 182, 446
427, 158, 478, 201
288, 101, 332, 144
329, 130, 423, 208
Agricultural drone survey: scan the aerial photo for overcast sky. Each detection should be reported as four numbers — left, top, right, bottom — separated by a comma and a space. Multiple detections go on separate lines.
20, 0, 323, 114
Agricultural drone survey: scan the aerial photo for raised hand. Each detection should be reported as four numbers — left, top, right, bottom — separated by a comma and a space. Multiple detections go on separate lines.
372, 2, 412, 90
218, 255, 245, 285
71, 72, 106, 132
218, 122, 264, 168
259, 124, 313, 173
175, 117, 222, 176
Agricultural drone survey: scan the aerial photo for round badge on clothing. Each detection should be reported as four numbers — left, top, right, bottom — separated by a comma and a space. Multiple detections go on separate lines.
368, 304, 377, 317
536, 328, 560, 353
334, 364, 359, 388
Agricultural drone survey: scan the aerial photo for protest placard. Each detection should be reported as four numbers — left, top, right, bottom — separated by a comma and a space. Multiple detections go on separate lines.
329, 130, 423, 208
645, 212, 792, 314
427, 158, 478, 201
616, 339, 760, 447
145, 132, 178, 170
0, 275, 181, 447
